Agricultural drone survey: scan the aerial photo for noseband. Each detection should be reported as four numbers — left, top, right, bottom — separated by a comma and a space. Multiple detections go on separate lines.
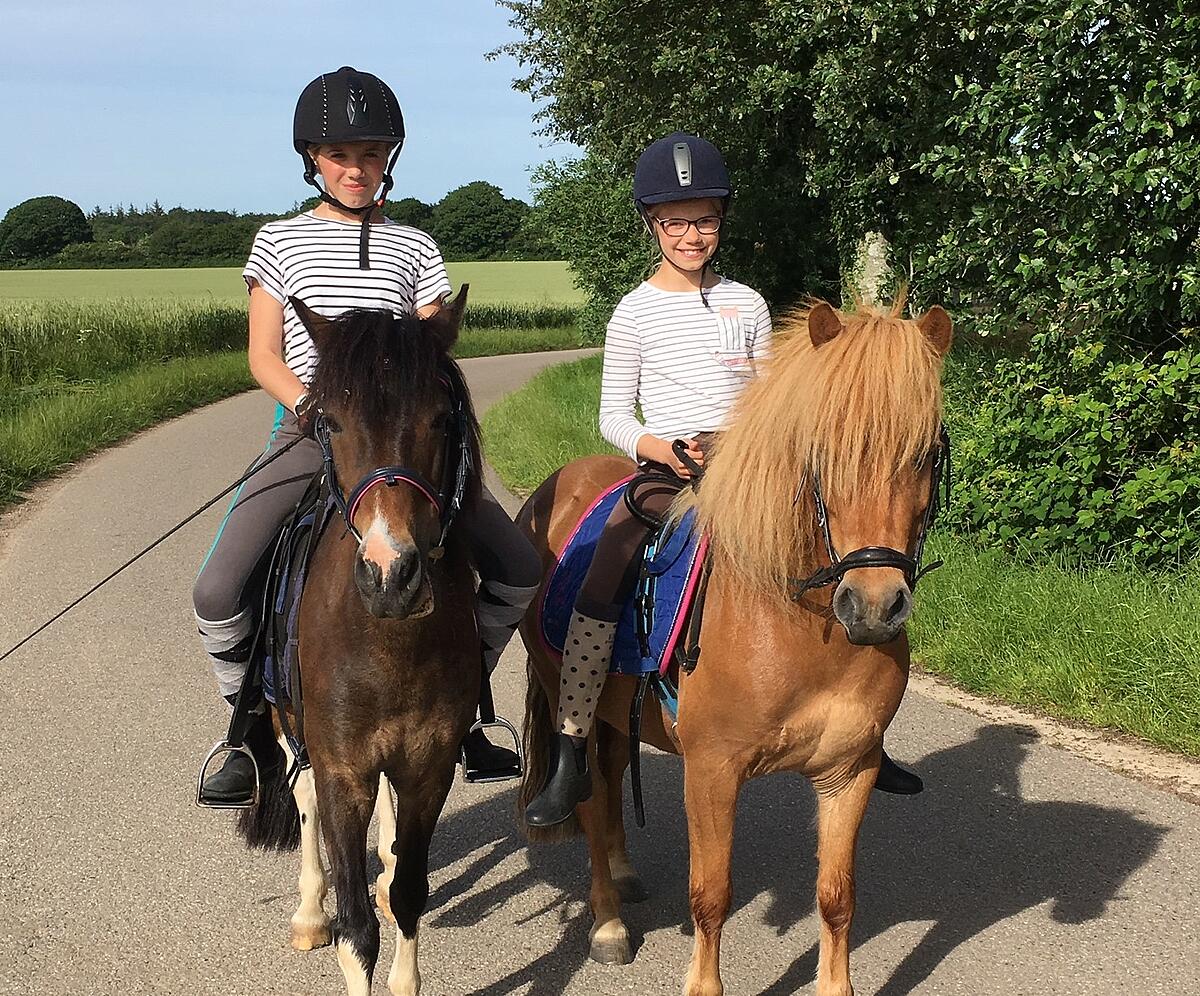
789, 426, 951, 600
313, 369, 473, 558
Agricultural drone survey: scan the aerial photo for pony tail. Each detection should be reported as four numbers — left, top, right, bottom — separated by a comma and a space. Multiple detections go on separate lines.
235, 736, 301, 852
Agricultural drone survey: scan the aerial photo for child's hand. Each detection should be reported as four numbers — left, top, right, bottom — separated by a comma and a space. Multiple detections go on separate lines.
639, 436, 704, 478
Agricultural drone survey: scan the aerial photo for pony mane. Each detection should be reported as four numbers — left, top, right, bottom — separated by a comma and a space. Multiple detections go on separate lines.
308, 308, 483, 508
678, 297, 945, 596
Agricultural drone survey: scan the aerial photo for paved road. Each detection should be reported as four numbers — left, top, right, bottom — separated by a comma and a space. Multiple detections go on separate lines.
1, 348, 1197, 996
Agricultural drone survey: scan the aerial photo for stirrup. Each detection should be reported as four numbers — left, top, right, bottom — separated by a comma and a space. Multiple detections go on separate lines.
195, 741, 260, 810
460, 718, 525, 784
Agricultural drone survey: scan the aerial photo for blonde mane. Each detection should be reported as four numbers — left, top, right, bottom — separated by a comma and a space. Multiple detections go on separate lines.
678, 298, 946, 596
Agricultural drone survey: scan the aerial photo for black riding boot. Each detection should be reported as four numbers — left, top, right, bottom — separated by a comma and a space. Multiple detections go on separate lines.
460, 725, 521, 781
199, 695, 280, 806
525, 733, 592, 827
875, 749, 924, 795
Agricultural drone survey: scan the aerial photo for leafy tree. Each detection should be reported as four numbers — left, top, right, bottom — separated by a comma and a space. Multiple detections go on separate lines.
429, 181, 528, 259
0, 196, 92, 261
384, 197, 434, 230
501, 0, 1200, 562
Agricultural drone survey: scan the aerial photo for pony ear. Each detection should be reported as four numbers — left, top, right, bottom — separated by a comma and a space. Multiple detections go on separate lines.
808, 302, 843, 348
917, 305, 954, 356
422, 284, 469, 352
289, 297, 337, 351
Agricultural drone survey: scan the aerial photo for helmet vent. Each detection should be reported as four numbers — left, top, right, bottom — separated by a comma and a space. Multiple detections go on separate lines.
673, 142, 693, 187
346, 84, 368, 126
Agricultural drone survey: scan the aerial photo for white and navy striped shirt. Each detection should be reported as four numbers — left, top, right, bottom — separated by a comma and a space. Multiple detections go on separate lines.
599, 278, 772, 460
242, 212, 452, 385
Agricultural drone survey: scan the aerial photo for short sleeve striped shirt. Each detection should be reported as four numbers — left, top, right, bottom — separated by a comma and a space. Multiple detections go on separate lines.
598, 278, 773, 461
242, 212, 452, 385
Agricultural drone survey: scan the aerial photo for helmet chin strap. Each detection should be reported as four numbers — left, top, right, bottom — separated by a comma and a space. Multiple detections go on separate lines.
303, 144, 403, 269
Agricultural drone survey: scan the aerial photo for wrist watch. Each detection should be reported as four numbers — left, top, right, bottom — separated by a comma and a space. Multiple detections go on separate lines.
294, 392, 313, 419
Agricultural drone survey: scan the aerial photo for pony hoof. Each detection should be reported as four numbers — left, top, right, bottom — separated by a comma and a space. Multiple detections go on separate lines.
290, 918, 332, 951
588, 921, 634, 965
613, 872, 650, 904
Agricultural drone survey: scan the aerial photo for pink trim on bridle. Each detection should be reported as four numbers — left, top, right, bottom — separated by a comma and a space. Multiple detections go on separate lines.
346, 473, 441, 531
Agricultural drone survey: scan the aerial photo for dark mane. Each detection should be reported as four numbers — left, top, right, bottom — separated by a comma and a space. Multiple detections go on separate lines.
307, 307, 482, 508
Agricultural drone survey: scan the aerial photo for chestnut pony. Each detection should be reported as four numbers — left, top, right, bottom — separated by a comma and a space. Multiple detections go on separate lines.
238, 291, 482, 996
517, 299, 953, 996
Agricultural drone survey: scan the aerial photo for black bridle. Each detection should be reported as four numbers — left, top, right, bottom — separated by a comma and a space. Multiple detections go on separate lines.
313, 368, 473, 558
789, 426, 952, 600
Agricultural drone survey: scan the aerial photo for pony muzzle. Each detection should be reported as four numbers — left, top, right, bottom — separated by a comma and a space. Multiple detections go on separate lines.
832, 573, 912, 645
355, 522, 430, 618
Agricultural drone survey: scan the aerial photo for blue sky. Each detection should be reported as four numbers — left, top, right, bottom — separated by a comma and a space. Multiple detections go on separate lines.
0, 0, 577, 217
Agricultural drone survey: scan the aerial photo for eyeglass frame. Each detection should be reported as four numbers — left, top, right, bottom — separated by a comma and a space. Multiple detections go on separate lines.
652, 214, 724, 237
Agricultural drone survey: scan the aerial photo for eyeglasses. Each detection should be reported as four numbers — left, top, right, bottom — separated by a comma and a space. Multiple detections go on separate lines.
654, 215, 723, 237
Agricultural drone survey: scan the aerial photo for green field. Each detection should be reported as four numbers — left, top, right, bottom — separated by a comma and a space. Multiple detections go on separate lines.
0, 261, 583, 512
0, 261, 583, 306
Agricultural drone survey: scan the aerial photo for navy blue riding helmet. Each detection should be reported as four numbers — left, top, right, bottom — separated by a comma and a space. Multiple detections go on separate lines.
293, 67, 406, 269
633, 132, 732, 304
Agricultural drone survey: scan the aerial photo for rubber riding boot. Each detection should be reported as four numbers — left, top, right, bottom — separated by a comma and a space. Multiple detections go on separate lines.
875, 749, 924, 795
200, 698, 281, 806
525, 732, 591, 827
460, 726, 521, 781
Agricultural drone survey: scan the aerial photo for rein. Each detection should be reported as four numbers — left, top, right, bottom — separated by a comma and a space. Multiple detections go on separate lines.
789, 426, 951, 599
314, 368, 472, 558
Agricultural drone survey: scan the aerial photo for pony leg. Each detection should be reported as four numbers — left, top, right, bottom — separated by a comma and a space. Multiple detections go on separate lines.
374, 774, 398, 924
813, 760, 876, 996
385, 794, 446, 996
576, 736, 633, 965
597, 722, 648, 903
286, 742, 331, 951
682, 756, 742, 996
316, 770, 380, 996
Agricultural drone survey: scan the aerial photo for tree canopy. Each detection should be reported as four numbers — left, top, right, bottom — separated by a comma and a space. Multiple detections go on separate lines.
0, 196, 92, 262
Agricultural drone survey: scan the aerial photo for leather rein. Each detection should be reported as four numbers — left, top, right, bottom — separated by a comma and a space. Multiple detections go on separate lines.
789, 426, 952, 599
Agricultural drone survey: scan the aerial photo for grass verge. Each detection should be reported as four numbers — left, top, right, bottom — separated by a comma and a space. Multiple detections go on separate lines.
1, 352, 254, 509
482, 354, 617, 495
1, 326, 581, 515
480, 352, 1200, 755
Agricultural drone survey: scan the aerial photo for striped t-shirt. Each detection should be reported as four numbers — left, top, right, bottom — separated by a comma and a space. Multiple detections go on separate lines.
599, 278, 772, 460
242, 212, 452, 385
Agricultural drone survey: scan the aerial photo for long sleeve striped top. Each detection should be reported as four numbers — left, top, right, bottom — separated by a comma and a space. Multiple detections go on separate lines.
598, 278, 772, 461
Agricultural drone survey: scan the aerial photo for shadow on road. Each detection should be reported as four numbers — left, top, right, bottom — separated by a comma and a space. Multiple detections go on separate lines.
406, 722, 1167, 994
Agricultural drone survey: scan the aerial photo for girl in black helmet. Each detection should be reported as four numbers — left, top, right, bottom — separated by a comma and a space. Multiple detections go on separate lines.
194, 67, 540, 806
525, 132, 921, 828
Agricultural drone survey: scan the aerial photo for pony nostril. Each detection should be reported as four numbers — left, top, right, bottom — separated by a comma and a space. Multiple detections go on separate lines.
885, 587, 911, 625
834, 585, 861, 624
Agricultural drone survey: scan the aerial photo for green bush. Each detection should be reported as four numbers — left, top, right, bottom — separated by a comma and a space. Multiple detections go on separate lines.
949, 333, 1200, 565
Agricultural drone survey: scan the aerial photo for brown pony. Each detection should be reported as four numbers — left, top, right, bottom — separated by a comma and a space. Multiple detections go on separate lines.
237, 291, 483, 996
517, 299, 953, 996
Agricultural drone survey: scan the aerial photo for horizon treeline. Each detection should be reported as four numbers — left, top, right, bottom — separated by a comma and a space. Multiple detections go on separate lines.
0, 181, 560, 269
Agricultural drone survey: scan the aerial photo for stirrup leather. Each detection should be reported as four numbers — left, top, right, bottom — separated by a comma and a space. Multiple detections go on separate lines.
460, 718, 525, 784
195, 740, 261, 810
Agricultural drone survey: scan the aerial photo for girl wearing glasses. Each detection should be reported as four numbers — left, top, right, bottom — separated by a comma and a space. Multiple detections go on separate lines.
525, 132, 773, 826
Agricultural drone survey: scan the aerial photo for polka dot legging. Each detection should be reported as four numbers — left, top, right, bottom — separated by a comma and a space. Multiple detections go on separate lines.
556, 614, 617, 738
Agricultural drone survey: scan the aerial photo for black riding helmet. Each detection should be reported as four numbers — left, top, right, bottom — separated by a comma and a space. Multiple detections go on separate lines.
633, 132, 732, 305
294, 67, 406, 269
633, 131, 731, 210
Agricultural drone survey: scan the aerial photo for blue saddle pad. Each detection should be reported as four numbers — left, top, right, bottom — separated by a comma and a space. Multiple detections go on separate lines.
538, 478, 708, 676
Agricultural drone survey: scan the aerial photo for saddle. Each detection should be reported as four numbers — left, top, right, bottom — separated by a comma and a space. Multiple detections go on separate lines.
537, 477, 710, 678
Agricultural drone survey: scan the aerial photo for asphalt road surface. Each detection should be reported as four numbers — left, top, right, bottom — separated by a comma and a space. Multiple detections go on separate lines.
1, 348, 1197, 996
